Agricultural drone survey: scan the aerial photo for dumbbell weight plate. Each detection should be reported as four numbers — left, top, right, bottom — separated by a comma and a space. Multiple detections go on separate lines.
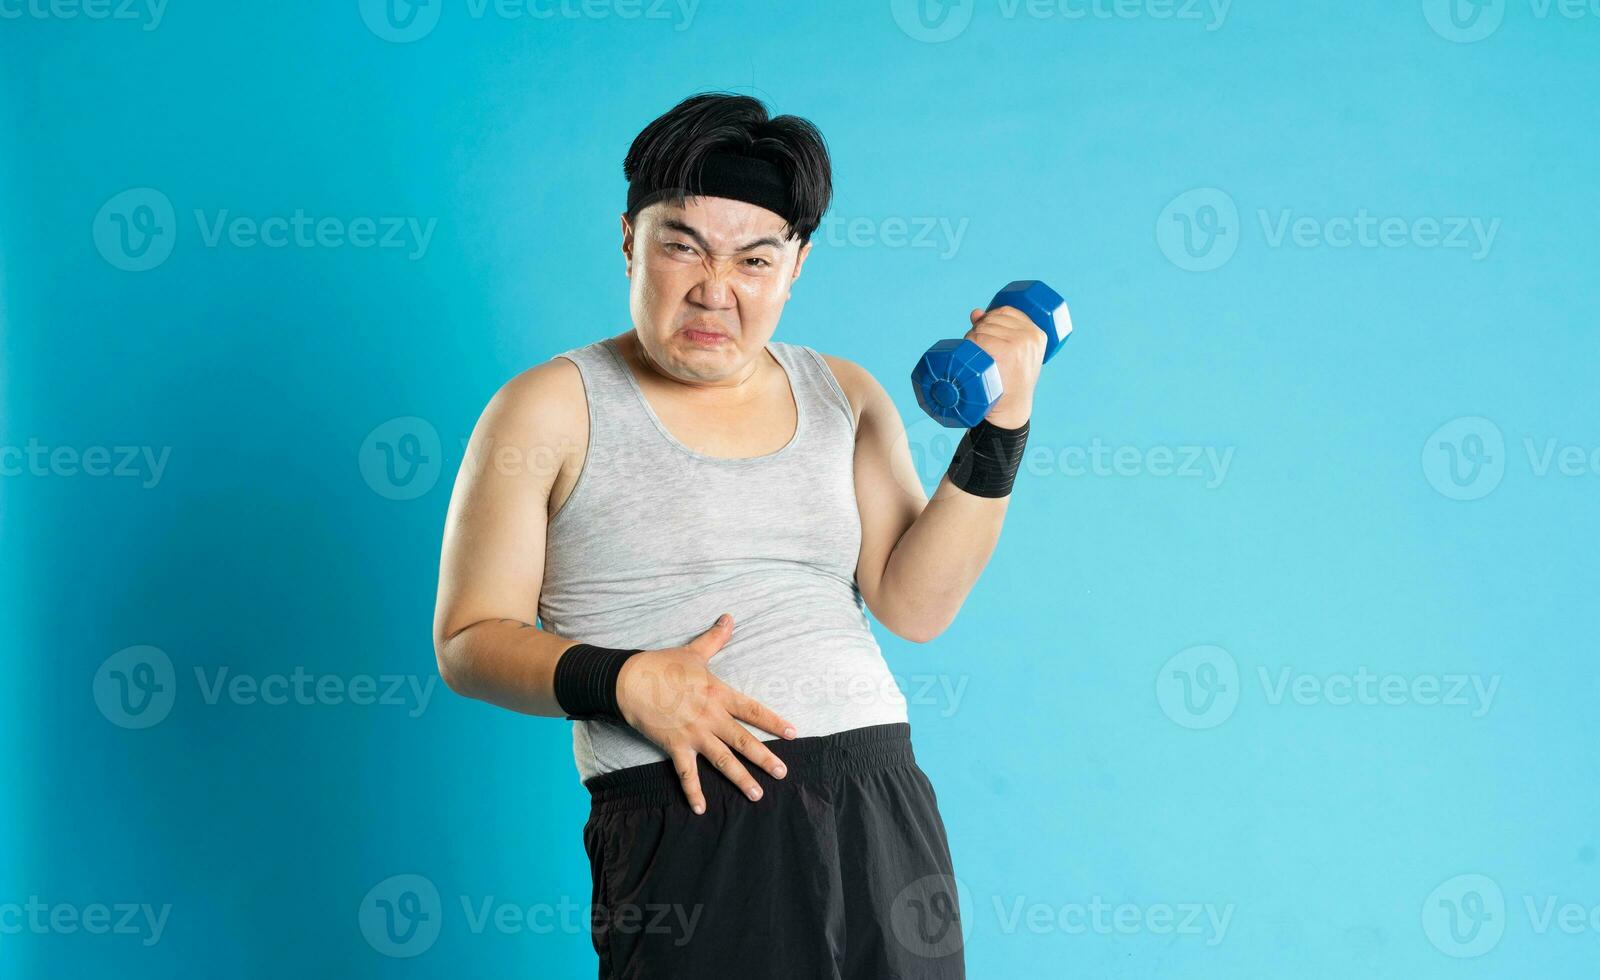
911, 338, 1004, 428
989, 280, 1072, 364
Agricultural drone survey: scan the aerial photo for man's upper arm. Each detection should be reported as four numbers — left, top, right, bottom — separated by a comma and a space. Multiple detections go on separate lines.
819, 353, 927, 617
433, 357, 585, 651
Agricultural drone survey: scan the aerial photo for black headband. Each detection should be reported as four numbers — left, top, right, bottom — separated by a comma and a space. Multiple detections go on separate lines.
626, 152, 796, 229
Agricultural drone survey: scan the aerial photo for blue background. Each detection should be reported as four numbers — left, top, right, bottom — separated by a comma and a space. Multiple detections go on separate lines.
4, 0, 1597, 975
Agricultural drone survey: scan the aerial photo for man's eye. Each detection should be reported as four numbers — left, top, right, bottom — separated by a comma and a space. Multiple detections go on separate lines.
744, 257, 771, 268
666, 242, 694, 254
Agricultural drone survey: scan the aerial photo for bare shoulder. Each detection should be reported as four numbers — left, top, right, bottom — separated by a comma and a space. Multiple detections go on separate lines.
473, 352, 588, 468
489, 353, 583, 420
814, 350, 895, 431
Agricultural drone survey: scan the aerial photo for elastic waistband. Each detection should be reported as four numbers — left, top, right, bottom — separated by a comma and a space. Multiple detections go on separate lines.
584, 722, 915, 813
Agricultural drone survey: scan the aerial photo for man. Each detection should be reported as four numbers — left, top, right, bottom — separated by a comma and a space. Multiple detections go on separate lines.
432, 92, 1042, 979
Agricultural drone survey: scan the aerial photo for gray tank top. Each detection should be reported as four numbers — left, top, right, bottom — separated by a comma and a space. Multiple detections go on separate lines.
540, 335, 910, 783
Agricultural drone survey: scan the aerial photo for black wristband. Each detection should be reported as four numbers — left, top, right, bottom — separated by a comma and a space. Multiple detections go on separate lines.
946, 417, 1031, 498
553, 643, 644, 722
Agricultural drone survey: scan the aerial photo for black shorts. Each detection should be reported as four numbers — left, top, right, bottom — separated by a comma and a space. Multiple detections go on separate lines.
580, 722, 967, 979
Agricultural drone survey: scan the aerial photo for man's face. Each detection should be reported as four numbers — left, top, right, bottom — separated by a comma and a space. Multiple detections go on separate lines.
622, 195, 811, 384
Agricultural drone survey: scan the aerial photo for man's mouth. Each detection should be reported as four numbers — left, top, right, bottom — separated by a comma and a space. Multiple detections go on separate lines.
681, 325, 729, 343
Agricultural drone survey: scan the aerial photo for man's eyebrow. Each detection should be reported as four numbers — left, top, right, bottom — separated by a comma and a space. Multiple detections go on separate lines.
658, 218, 785, 252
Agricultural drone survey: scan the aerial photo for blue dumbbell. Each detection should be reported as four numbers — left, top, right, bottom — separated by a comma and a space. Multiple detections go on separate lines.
910, 280, 1072, 428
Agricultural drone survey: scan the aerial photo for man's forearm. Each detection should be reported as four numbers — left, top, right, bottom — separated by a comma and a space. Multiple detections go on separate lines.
876, 477, 1011, 642
436, 619, 577, 716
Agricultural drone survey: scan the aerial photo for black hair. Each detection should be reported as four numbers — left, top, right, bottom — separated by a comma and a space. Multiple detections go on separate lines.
622, 92, 833, 244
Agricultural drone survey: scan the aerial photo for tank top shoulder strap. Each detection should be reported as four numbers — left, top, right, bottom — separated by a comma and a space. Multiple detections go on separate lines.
550, 336, 636, 464
552, 336, 654, 449
770, 340, 857, 435
552, 335, 630, 392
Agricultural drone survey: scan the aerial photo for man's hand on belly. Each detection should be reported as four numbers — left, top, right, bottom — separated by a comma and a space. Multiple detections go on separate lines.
616, 613, 798, 816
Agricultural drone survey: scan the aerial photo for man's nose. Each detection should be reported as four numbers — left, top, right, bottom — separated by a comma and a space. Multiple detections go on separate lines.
690, 268, 738, 310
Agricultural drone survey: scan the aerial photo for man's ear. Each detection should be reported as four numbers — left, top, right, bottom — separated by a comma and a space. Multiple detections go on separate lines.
787, 239, 813, 299
620, 213, 634, 277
